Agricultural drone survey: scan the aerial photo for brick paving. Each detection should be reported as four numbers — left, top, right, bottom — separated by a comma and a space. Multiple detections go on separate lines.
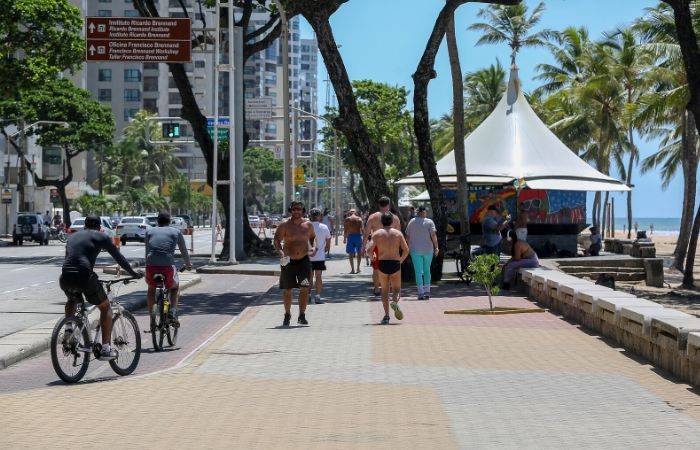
1, 251, 700, 449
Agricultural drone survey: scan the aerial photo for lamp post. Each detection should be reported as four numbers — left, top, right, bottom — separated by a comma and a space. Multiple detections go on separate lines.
273, 0, 292, 212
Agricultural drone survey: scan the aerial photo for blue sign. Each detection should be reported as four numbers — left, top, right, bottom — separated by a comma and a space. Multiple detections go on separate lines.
206, 117, 230, 140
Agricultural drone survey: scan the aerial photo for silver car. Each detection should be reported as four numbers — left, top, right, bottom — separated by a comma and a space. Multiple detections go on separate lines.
116, 216, 152, 244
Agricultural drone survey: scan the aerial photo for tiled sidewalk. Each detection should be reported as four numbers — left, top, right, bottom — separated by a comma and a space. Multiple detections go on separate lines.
2, 264, 700, 449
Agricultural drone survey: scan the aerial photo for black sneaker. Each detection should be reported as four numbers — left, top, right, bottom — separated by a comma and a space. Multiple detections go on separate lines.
168, 311, 180, 328
297, 313, 308, 325
381, 315, 390, 325
98, 348, 118, 361
283, 313, 291, 327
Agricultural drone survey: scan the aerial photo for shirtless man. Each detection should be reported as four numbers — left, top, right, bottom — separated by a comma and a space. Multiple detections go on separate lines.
343, 209, 364, 274
368, 212, 409, 325
362, 196, 401, 296
273, 201, 317, 326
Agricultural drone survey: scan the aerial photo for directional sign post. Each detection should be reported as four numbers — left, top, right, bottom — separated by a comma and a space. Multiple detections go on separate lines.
207, 117, 230, 141
85, 17, 191, 63
245, 98, 273, 120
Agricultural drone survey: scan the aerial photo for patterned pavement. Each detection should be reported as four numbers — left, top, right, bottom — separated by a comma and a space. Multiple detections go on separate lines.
1, 253, 700, 449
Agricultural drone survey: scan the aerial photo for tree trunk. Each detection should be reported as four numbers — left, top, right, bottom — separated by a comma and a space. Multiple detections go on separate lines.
592, 192, 601, 228
300, 6, 390, 211
347, 171, 364, 210
682, 200, 700, 288
674, 111, 697, 271
625, 133, 635, 240
602, 191, 609, 238
446, 14, 471, 256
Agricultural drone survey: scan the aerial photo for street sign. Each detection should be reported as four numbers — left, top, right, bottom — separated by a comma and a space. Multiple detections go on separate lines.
245, 98, 273, 120
294, 167, 305, 186
1, 187, 12, 204
85, 17, 191, 63
206, 117, 230, 141
273, 145, 283, 160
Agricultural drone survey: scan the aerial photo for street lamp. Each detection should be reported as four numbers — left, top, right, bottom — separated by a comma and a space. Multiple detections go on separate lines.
272, 0, 292, 212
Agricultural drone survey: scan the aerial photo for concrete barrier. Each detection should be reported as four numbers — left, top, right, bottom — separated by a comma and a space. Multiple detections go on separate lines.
618, 307, 691, 359
687, 332, 700, 386
575, 290, 637, 332
595, 297, 661, 341
649, 316, 700, 378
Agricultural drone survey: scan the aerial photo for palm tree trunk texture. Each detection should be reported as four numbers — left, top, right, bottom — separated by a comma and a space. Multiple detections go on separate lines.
446, 14, 471, 241
683, 201, 700, 288
674, 111, 698, 270
626, 128, 635, 240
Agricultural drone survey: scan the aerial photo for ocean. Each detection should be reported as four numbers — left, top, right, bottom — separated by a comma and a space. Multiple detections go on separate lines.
612, 217, 681, 234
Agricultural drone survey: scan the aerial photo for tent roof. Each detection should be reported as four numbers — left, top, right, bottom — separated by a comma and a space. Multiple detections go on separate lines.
399, 67, 629, 192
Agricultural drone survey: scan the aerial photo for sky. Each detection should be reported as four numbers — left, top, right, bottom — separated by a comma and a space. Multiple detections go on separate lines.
300, 0, 686, 219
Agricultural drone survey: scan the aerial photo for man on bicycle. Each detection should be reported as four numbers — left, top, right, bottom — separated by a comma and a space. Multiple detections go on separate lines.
145, 211, 192, 329
60, 214, 142, 360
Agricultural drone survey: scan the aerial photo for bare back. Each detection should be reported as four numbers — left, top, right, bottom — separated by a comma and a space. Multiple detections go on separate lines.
513, 240, 535, 260
274, 219, 316, 259
371, 227, 408, 262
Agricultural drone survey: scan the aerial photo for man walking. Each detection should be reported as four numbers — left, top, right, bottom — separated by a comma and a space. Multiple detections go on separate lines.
343, 209, 364, 274
362, 196, 401, 296
274, 201, 317, 326
309, 208, 331, 304
368, 212, 409, 325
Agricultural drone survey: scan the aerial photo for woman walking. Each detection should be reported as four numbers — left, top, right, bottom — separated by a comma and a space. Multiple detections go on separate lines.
405, 206, 439, 299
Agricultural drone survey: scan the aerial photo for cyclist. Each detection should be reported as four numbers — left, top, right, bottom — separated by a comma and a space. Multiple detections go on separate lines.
144, 211, 192, 329
59, 214, 142, 360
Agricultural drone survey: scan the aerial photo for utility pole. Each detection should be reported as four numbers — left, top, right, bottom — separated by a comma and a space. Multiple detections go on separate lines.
274, 0, 292, 211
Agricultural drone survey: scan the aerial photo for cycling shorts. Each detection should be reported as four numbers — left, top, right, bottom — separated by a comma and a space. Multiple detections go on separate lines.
146, 265, 179, 289
60, 269, 107, 306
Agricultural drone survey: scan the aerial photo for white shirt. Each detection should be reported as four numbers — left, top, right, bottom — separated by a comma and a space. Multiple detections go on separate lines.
310, 222, 331, 262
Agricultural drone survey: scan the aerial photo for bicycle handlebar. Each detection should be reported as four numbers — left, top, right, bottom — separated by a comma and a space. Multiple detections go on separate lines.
99, 275, 142, 288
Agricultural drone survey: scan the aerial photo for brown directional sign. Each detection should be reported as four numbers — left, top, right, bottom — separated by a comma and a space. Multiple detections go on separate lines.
85, 17, 191, 63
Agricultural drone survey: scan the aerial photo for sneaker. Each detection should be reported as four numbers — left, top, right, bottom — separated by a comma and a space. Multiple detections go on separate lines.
417, 293, 425, 300
298, 313, 308, 325
381, 315, 390, 325
314, 295, 324, 304
424, 293, 430, 300
390, 301, 403, 320
168, 311, 180, 328
283, 313, 291, 327
98, 348, 118, 361
373, 288, 381, 297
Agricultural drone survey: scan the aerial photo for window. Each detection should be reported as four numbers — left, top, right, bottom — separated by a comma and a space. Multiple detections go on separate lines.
143, 77, 158, 92
168, 108, 181, 117
98, 69, 112, 82
98, 89, 112, 101
143, 99, 157, 112
143, 63, 159, 70
97, 10, 112, 17
124, 108, 139, 121
243, 66, 255, 75
194, 60, 205, 69
124, 89, 140, 102
301, 64, 310, 71
301, 54, 310, 62
124, 69, 141, 82
124, 9, 139, 17
168, 92, 181, 104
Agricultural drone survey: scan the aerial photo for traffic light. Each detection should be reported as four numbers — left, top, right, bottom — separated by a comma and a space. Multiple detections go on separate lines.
162, 123, 180, 139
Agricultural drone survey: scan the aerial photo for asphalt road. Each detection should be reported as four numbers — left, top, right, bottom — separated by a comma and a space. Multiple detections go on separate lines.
0, 274, 277, 392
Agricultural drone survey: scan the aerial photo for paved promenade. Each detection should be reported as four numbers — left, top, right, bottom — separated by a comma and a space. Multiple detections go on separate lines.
2, 248, 700, 448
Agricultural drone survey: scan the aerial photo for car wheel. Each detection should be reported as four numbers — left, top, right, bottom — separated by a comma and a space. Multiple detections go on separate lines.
121, 237, 126, 246
44, 237, 49, 245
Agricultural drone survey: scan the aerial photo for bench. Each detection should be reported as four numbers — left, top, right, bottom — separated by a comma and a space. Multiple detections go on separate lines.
575, 290, 638, 331
619, 307, 692, 358
556, 283, 615, 319
594, 297, 662, 341
687, 332, 700, 386
649, 317, 700, 377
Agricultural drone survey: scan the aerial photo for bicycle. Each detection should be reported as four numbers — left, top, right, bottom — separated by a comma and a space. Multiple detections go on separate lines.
50, 275, 142, 383
150, 267, 186, 351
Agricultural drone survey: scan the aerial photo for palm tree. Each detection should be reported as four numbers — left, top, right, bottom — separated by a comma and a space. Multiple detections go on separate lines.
633, 2, 699, 274
464, 61, 507, 127
468, 1, 555, 66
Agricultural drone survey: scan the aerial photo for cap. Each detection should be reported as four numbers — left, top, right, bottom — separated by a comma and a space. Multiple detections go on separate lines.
487, 205, 499, 212
309, 208, 322, 217
417, 205, 427, 212
85, 214, 100, 228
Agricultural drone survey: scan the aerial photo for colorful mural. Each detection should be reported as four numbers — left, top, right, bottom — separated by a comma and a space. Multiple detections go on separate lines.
442, 187, 586, 231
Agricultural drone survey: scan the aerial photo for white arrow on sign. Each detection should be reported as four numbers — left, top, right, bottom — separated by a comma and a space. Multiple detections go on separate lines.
88, 22, 96, 34
88, 45, 96, 56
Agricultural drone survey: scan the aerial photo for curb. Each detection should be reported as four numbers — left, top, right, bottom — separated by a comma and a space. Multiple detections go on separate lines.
196, 265, 280, 276
0, 274, 202, 370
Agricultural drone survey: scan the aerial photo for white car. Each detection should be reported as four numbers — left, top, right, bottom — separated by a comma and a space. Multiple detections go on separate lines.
248, 215, 261, 228
116, 216, 152, 244
170, 216, 188, 231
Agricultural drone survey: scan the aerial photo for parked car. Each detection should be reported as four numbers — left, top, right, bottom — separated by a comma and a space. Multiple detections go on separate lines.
170, 216, 188, 231
143, 215, 158, 227
176, 214, 193, 228
67, 217, 86, 234
116, 216, 152, 244
66, 216, 116, 238
269, 215, 284, 228
12, 212, 49, 245
248, 215, 261, 228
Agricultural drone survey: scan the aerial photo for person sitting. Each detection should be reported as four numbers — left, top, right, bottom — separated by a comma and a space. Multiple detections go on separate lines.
501, 230, 539, 290
587, 226, 602, 256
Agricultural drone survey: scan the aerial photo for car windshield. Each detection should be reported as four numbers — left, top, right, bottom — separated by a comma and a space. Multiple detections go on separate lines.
72, 219, 85, 226
18, 216, 37, 224
122, 218, 143, 224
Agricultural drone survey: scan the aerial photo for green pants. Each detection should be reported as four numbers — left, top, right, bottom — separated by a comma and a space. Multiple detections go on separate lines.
410, 251, 433, 287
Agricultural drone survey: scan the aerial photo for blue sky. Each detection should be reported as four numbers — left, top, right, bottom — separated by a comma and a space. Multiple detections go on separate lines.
301, 0, 685, 219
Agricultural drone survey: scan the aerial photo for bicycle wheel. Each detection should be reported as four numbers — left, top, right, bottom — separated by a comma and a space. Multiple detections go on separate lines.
109, 309, 141, 376
151, 290, 165, 351
50, 316, 91, 383
166, 308, 178, 347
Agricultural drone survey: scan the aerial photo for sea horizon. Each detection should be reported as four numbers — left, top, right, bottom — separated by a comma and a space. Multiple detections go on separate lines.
610, 217, 681, 234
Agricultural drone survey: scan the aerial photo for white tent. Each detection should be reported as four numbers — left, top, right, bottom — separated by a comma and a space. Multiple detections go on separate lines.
398, 67, 630, 192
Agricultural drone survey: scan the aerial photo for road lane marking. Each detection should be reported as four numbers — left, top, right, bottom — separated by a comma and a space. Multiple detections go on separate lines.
11, 267, 32, 272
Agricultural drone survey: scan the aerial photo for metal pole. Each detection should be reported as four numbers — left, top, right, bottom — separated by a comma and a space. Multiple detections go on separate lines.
292, 103, 298, 203
334, 130, 340, 245
227, 3, 237, 264
275, 0, 292, 212
210, 1, 221, 263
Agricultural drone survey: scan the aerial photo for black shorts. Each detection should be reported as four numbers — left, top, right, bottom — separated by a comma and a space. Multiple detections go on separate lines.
59, 268, 107, 306
279, 256, 312, 289
311, 260, 326, 271
378, 260, 401, 275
